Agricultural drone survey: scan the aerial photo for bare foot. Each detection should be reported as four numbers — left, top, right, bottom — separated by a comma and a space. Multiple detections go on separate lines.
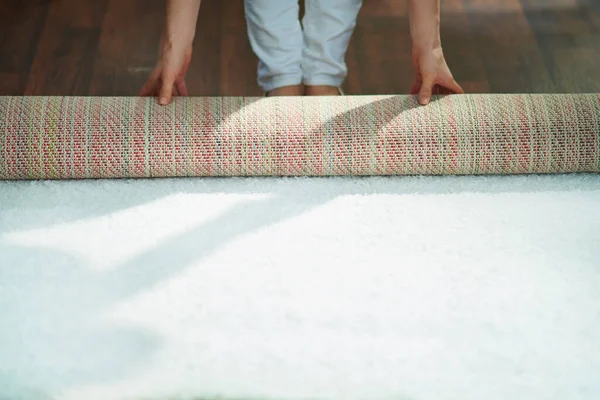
304, 85, 341, 96
266, 85, 303, 97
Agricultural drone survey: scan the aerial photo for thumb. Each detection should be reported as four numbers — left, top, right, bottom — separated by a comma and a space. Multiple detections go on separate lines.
418, 71, 436, 105
158, 70, 176, 105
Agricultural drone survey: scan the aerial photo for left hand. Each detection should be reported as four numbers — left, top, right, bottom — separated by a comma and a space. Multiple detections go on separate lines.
410, 46, 464, 105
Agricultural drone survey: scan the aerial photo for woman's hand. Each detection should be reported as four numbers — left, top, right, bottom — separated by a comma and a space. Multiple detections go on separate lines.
410, 45, 463, 106
407, 0, 463, 105
140, 0, 201, 105
140, 40, 192, 105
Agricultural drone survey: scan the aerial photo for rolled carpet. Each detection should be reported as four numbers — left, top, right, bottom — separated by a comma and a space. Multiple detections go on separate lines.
0, 93, 599, 179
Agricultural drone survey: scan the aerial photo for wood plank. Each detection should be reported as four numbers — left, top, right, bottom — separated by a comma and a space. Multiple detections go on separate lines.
346, 1, 408, 95
351, 17, 414, 94
521, 3, 600, 92
0, 0, 49, 75
440, 0, 490, 93
459, 80, 491, 93
0, 73, 28, 95
89, 0, 164, 96
583, 0, 600, 29
26, 28, 102, 95
551, 47, 600, 92
360, 0, 407, 17
462, 0, 555, 93
219, 0, 261, 96
51, 0, 107, 28
3, 0, 599, 96
25, 0, 107, 95
186, 0, 223, 96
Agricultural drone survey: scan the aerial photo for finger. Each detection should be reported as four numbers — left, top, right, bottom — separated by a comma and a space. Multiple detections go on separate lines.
418, 72, 437, 105
410, 80, 421, 95
158, 70, 176, 105
139, 81, 155, 97
139, 68, 161, 97
441, 77, 465, 95
409, 73, 422, 95
176, 80, 188, 97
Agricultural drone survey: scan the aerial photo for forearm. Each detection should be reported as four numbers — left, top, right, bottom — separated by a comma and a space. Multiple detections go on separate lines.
165, 0, 201, 46
408, 0, 441, 49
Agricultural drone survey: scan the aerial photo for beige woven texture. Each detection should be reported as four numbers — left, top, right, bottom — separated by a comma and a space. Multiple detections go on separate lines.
0, 94, 599, 179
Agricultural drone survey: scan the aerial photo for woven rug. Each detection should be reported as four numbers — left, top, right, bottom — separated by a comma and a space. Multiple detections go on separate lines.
1, 94, 599, 179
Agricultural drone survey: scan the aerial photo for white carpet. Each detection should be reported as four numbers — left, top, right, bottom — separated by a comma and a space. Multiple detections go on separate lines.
1, 175, 600, 400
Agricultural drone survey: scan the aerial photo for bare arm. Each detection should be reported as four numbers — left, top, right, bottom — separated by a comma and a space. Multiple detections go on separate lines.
406, 0, 462, 105
140, 0, 201, 104
164, 0, 202, 48
408, 0, 441, 50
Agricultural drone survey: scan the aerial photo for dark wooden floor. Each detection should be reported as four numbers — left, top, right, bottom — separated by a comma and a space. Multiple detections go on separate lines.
1, 0, 599, 96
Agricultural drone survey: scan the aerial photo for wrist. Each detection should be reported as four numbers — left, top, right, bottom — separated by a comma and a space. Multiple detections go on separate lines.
408, 0, 441, 51
410, 22, 441, 50
164, 26, 195, 47
162, 33, 194, 54
412, 34, 442, 52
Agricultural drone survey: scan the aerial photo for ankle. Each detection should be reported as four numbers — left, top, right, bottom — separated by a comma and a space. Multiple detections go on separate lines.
266, 85, 304, 97
304, 85, 341, 96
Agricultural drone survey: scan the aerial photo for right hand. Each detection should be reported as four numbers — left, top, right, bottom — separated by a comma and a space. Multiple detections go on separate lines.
140, 40, 193, 105
410, 45, 463, 106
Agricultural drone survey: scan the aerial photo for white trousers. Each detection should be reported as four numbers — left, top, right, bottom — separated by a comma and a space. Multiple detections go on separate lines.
244, 0, 363, 92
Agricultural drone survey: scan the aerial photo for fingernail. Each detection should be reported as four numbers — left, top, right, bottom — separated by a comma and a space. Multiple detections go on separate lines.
159, 97, 167, 105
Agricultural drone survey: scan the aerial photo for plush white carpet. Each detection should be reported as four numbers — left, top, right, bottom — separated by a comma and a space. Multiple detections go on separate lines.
1, 175, 600, 400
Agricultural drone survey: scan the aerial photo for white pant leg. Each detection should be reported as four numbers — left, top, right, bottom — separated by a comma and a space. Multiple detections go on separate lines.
301, 0, 363, 87
244, 0, 303, 92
